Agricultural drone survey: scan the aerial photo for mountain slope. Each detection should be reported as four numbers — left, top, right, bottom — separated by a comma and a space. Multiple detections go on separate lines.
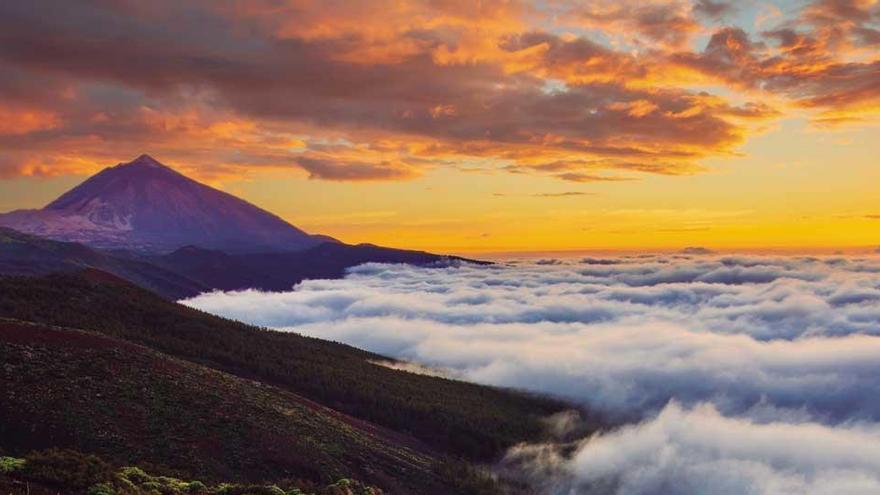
0, 270, 575, 462
0, 155, 328, 253
0, 319, 456, 494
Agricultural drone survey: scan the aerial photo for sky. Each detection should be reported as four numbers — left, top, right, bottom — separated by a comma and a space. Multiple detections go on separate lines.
0, 0, 879, 253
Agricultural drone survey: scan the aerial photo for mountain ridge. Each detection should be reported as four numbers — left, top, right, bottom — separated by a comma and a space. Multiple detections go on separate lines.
0, 226, 473, 299
0, 227, 208, 299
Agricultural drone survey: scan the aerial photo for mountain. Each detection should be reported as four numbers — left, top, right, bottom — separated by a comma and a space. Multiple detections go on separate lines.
0, 270, 583, 493
0, 154, 485, 297
0, 155, 330, 254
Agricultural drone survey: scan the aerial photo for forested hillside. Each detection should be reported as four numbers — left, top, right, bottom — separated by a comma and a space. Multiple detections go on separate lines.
0, 271, 585, 469
0, 320, 451, 493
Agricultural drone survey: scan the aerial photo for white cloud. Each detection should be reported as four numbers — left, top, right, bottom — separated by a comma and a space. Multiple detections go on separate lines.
182, 255, 880, 493
503, 403, 880, 495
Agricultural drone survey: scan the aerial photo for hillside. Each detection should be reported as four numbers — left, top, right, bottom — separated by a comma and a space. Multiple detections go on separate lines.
0, 320, 451, 493
0, 271, 576, 462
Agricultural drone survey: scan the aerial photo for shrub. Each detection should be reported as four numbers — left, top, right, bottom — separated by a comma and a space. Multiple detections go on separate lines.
215, 484, 287, 495
155, 475, 191, 493
120, 466, 151, 484
114, 473, 138, 492
321, 479, 384, 495
21, 449, 114, 489
140, 480, 163, 494
88, 482, 116, 495
0, 456, 26, 474
186, 480, 207, 493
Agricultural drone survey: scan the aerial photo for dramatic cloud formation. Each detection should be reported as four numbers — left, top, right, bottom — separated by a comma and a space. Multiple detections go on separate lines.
503, 403, 880, 495
0, 0, 875, 181
184, 255, 880, 493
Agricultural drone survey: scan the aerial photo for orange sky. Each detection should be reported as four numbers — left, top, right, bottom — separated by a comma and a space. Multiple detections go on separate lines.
0, 0, 878, 253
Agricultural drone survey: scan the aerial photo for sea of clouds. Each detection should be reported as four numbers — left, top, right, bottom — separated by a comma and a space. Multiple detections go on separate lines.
183, 254, 880, 494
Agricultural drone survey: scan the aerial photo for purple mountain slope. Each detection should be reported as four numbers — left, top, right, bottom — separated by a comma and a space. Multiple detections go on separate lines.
0, 155, 333, 253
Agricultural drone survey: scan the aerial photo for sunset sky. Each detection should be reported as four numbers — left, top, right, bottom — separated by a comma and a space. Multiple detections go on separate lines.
1, 0, 878, 253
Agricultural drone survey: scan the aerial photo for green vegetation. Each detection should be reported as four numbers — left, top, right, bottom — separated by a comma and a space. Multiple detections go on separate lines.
19, 449, 114, 489
0, 271, 572, 462
0, 448, 386, 495
0, 456, 26, 474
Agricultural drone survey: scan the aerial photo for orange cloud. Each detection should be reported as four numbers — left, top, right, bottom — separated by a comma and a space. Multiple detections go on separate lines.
571, 1, 704, 49
0, 0, 871, 185
0, 107, 59, 135
671, 1, 880, 123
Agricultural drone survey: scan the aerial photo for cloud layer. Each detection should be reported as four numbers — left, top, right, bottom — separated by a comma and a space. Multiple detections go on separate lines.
0, 1, 877, 181
183, 254, 880, 493
504, 403, 880, 495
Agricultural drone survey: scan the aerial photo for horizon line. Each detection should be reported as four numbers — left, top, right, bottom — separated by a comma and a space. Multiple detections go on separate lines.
441, 245, 880, 258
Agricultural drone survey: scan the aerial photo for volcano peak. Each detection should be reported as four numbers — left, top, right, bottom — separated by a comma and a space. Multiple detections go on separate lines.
0, 155, 331, 254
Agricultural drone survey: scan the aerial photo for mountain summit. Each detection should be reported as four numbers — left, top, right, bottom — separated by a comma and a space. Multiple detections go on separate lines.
0, 155, 330, 253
